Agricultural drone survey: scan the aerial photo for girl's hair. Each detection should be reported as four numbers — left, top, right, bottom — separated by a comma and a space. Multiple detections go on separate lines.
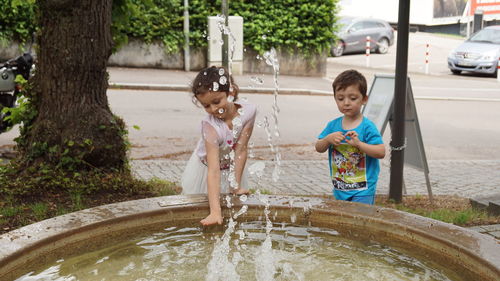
191, 66, 239, 104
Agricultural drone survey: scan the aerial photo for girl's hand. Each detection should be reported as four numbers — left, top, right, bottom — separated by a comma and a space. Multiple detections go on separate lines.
200, 213, 223, 226
345, 131, 361, 148
327, 131, 345, 146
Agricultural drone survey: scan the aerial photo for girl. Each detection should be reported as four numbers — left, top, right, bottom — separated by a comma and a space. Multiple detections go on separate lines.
181, 66, 257, 226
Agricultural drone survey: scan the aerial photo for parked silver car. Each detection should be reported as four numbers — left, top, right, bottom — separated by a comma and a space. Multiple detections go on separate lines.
332, 17, 395, 57
447, 25, 500, 76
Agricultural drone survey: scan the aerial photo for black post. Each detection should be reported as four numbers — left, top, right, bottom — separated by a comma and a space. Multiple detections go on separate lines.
222, 0, 229, 69
389, 0, 411, 203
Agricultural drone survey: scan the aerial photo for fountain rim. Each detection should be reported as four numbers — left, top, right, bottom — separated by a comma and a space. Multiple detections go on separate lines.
0, 194, 499, 280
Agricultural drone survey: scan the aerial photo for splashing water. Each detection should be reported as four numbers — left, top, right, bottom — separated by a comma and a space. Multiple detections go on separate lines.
219, 76, 227, 85
248, 161, 266, 178
261, 47, 282, 182
254, 190, 277, 281
206, 203, 249, 281
214, 14, 237, 76
250, 76, 264, 85
213, 81, 219, 91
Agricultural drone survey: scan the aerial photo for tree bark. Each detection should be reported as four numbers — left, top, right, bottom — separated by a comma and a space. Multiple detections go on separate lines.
18, 0, 127, 170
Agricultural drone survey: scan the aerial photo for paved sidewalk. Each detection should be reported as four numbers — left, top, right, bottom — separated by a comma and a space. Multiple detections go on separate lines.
131, 159, 500, 198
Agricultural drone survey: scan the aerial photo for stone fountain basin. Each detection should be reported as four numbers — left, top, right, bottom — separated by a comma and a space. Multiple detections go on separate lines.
0, 194, 499, 280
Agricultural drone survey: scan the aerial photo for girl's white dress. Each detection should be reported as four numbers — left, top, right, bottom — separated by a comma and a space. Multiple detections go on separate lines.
181, 102, 257, 194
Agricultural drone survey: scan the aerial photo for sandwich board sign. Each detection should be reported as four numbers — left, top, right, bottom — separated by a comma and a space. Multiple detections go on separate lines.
362, 74, 432, 199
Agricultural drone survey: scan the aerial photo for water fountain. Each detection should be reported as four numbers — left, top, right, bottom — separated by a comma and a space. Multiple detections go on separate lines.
0, 194, 499, 280
2, 12, 499, 281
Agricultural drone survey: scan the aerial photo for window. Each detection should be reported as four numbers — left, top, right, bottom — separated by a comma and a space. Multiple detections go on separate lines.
363, 21, 380, 29
350, 22, 364, 32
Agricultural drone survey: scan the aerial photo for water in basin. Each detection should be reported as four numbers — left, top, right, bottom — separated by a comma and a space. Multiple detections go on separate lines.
16, 221, 458, 281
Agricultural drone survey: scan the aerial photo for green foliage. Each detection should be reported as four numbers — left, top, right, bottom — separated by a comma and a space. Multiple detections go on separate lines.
2, 0, 339, 56
29, 202, 48, 220
0, 160, 180, 199
147, 177, 179, 196
231, 0, 339, 56
0, 0, 37, 44
1, 75, 37, 132
249, 188, 272, 195
1, 205, 22, 217
0, 161, 181, 232
392, 205, 488, 226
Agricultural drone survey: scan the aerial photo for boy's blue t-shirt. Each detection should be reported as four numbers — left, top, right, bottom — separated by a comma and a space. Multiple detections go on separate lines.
318, 117, 383, 200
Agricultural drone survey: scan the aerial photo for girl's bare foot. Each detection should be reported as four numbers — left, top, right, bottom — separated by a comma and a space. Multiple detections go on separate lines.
232, 188, 250, 195
200, 213, 223, 226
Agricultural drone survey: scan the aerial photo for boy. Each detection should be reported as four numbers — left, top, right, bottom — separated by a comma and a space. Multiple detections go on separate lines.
315, 70, 385, 205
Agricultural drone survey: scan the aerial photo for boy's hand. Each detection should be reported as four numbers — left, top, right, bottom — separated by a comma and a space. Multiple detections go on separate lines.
345, 131, 361, 148
327, 132, 345, 146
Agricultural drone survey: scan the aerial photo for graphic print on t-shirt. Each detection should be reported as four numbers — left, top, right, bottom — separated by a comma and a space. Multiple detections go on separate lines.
331, 144, 367, 191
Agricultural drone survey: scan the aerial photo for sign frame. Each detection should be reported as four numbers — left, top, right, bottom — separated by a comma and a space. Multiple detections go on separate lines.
362, 74, 433, 200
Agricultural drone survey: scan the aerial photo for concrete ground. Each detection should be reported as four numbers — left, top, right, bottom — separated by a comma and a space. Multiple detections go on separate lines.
0, 32, 498, 239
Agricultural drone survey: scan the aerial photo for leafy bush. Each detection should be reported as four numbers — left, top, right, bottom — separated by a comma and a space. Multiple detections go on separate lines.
0, 0, 37, 44
1, 0, 339, 56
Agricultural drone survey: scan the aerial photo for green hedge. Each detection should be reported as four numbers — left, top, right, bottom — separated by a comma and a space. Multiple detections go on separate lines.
0, 0, 36, 45
1, 0, 339, 56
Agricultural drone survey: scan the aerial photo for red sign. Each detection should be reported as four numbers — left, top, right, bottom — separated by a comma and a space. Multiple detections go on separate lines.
470, 0, 500, 15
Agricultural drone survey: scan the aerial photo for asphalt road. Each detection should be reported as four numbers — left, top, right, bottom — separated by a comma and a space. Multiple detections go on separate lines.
0, 32, 498, 162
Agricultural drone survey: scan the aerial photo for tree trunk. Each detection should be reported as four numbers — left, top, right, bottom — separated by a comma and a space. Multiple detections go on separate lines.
18, 0, 127, 170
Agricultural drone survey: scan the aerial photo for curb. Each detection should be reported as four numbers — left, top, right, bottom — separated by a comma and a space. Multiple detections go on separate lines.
471, 194, 500, 216
109, 82, 332, 96
109, 82, 500, 102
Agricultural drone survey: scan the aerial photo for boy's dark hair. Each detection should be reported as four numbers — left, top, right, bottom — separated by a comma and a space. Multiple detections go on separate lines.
332, 69, 367, 97
191, 66, 239, 100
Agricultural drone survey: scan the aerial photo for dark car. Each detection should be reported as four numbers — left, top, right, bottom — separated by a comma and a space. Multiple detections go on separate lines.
447, 25, 500, 76
332, 17, 395, 57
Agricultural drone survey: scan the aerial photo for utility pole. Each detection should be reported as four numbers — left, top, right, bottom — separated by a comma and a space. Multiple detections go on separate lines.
183, 0, 190, 71
221, 0, 229, 70
389, 0, 411, 203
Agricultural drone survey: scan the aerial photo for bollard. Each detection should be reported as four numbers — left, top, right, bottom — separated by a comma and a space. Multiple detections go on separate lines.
366, 36, 371, 68
425, 43, 430, 74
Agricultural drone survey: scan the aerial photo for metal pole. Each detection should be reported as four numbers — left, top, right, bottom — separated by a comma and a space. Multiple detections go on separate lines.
183, 0, 190, 71
389, 0, 411, 203
222, 0, 229, 69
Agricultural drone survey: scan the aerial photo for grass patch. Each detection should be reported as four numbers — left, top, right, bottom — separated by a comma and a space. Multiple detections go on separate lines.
1, 205, 23, 217
375, 195, 497, 226
147, 177, 181, 196
0, 163, 182, 234
250, 188, 272, 195
29, 202, 49, 221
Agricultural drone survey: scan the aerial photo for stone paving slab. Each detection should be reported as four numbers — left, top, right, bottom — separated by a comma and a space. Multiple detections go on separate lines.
131, 159, 500, 198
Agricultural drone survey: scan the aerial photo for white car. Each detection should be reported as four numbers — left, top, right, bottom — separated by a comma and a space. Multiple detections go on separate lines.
447, 25, 500, 76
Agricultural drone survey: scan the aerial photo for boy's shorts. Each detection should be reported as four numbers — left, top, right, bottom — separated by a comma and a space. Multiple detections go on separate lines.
334, 193, 375, 205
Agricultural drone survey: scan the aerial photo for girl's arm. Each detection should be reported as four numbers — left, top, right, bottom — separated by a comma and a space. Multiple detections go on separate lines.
233, 113, 256, 194
200, 123, 223, 226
